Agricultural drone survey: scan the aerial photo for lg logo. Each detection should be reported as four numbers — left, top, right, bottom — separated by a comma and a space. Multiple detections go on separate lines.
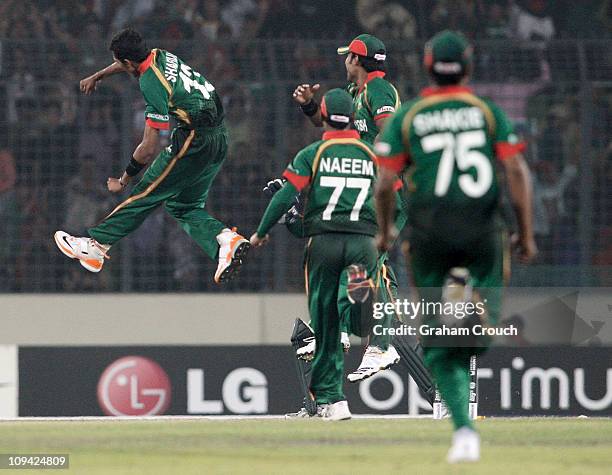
187, 368, 268, 414
97, 357, 269, 416
97, 356, 171, 416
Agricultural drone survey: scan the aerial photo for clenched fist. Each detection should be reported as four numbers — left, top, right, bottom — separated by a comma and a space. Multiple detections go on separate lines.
107, 177, 126, 193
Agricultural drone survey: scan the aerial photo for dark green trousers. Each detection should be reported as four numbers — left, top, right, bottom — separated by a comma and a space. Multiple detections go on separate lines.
410, 229, 507, 430
410, 229, 507, 346
306, 233, 378, 405
89, 126, 228, 260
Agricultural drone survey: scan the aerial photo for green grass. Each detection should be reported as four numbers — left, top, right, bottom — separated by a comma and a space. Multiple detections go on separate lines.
1, 418, 611, 474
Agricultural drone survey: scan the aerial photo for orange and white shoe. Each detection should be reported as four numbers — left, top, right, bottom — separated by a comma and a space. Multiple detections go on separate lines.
53, 231, 110, 273
214, 228, 250, 284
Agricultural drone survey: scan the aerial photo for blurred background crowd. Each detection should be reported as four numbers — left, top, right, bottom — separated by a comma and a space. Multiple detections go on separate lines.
2, 0, 611, 43
0, 0, 610, 292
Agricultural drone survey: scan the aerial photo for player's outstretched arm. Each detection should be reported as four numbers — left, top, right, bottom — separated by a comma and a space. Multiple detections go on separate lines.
501, 153, 538, 263
293, 84, 323, 127
80, 61, 125, 95
251, 182, 300, 247
263, 178, 304, 238
375, 167, 399, 252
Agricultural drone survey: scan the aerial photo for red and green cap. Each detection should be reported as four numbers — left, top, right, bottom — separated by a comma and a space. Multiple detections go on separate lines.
424, 30, 472, 75
320, 88, 354, 125
337, 33, 387, 61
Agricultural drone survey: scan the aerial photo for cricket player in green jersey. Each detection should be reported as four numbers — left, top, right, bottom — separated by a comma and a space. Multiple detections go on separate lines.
53, 29, 249, 283
375, 31, 537, 463
251, 89, 381, 420
292, 34, 403, 381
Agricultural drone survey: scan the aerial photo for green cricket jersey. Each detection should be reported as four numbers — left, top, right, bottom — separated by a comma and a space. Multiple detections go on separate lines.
346, 71, 401, 144
375, 85, 525, 239
138, 48, 224, 130
283, 130, 378, 237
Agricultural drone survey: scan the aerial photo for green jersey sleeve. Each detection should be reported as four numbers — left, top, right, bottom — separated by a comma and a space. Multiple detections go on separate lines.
140, 71, 171, 130
256, 182, 299, 237
367, 79, 400, 122
374, 107, 410, 173
282, 145, 317, 191
487, 100, 526, 160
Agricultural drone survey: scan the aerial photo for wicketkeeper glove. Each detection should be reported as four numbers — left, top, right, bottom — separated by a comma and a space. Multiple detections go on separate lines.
263, 178, 285, 198
262, 178, 303, 225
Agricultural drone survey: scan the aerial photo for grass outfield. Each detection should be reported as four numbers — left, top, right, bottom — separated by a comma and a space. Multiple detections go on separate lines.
1, 418, 611, 474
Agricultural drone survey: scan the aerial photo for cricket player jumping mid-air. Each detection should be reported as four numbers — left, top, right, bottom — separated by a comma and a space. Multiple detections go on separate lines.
53, 29, 249, 283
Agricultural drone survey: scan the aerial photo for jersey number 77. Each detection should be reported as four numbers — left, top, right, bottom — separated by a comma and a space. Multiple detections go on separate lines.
320, 177, 371, 221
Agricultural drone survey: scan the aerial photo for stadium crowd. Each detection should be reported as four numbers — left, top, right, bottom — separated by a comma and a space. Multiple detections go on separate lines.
1, 0, 610, 42
0, 0, 610, 291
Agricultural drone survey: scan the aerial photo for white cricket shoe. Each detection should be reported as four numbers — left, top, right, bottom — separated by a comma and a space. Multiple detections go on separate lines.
447, 427, 480, 463
296, 337, 315, 360
341, 332, 351, 352
347, 345, 400, 382
318, 400, 352, 421
296, 331, 350, 360
53, 231, 109, 273
285, 407, 318, 419
214, 228, 250, 283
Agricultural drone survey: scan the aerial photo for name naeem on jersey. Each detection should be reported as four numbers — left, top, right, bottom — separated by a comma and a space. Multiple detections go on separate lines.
318, 156, 375, 177
286, 156, 374, 179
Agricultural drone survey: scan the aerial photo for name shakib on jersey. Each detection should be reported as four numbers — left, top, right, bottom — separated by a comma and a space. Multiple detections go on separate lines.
413, 106, 484, 136
164, 51, 179, 83
319, 156, 374, 176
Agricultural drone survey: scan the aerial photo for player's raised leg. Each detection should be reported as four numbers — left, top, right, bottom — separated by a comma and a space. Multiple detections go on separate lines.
55, 137, 182, 273
163, 128, 249, 283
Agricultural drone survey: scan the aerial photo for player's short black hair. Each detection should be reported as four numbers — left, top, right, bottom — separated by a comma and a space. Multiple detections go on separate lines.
429, 63, 470, 86
430, 70, 464, 86
109, 28, 150, 63
357, 55, 386, 73
323, 116, 351, 130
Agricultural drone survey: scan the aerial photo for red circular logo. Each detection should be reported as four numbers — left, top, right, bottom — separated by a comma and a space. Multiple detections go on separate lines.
97, 356, 171, 416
